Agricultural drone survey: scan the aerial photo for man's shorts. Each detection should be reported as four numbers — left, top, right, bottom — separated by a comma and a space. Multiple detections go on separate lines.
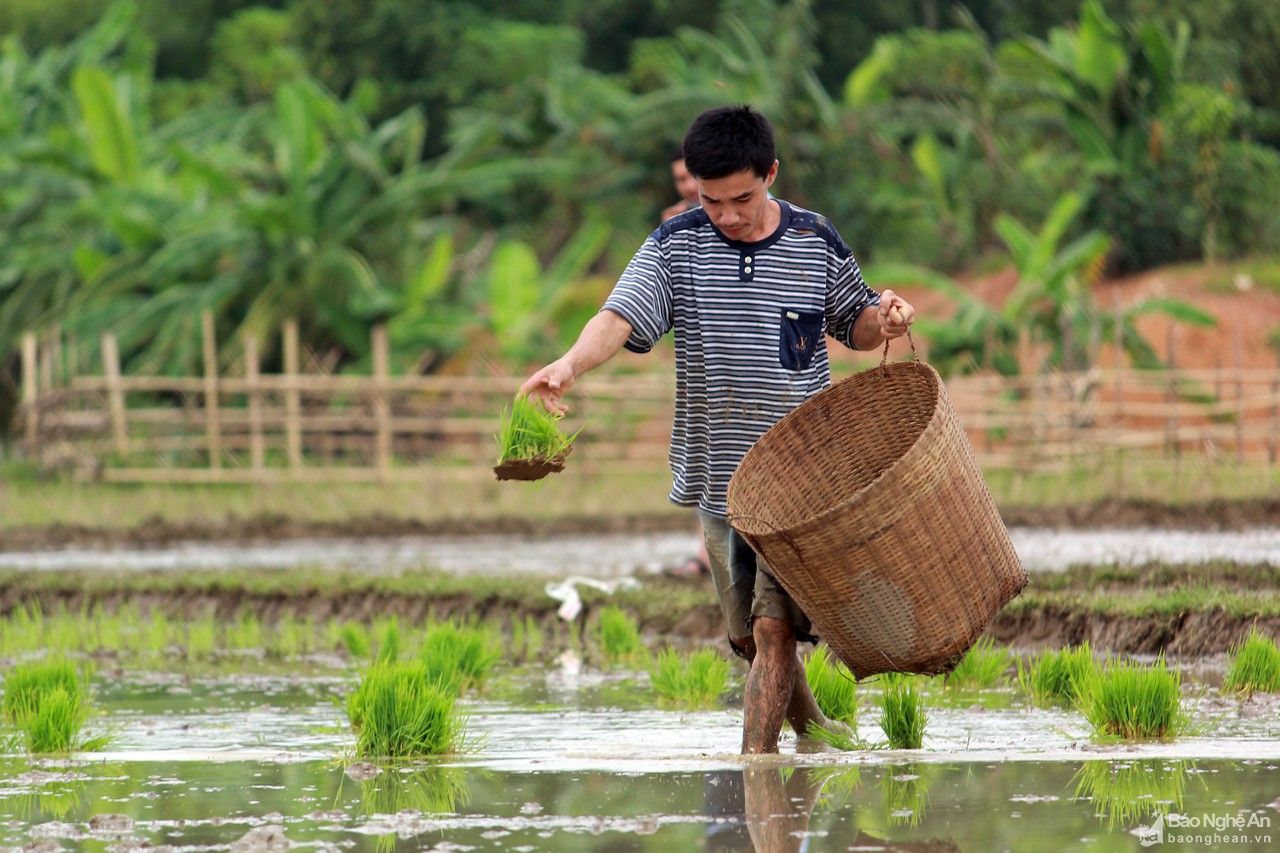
698, 510, 815, 647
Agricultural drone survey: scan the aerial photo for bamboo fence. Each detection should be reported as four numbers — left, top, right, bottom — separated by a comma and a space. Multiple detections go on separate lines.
14, 314, 1280, 483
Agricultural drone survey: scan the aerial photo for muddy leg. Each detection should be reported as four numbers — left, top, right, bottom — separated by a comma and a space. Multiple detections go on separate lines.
742, 616, 796, 754
733, 635, 827, 738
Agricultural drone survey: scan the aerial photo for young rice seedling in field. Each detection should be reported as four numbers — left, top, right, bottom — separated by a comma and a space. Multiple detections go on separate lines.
947, 637, 1011, 688
1018, 644, 1097, 705
419, 621, 502, 693
879, 673, 927, 750
804, 645, 858, 725
597, 606, 645, 665
2, 658, 107, 753
648, 648, 730, 709
346, 660, 466, 758
1080, 657, 1186, 740
1222, 629, 1280, 695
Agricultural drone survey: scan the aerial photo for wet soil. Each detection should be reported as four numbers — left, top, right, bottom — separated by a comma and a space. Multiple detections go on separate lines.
492, 452, 568, 481
3, 497, 1279, 551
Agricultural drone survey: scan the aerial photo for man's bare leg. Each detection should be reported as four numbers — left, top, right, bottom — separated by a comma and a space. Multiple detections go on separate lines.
742, 615, 798, 754
732, 634, 830, 738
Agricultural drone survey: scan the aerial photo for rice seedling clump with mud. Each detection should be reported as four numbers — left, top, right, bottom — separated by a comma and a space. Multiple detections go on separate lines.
493, 395, 581, 481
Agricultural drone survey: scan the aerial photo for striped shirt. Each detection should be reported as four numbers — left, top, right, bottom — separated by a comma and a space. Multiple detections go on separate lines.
602, 199, 880, 516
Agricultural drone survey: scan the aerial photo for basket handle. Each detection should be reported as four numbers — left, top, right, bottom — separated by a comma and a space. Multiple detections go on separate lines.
725, 512, 806, 565
879, 329, 918, 376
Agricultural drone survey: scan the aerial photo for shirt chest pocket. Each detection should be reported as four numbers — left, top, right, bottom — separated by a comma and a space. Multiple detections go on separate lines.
778, 308, 823, 371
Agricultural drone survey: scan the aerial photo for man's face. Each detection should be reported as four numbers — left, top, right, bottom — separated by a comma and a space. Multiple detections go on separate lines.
671, 158, 699, 204
697, 161, 778, 242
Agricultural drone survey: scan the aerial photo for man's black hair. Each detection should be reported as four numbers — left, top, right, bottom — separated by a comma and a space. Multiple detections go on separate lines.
681, 105, 775, 180
669, 144, 685, 163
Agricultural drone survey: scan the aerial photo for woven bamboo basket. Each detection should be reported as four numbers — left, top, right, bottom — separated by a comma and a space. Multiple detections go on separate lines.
726, 350, 1026, 679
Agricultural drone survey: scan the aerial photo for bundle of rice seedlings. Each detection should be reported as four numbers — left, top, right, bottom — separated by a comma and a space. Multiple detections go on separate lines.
648, 648, 730, 709
1080, 657, 1186, 740
375, 620, 401, 664
804, 645, 858, 725
419, 621, 502, 692
597, 606, 645, 665
338, 622, 372, 660
946, 637, 1011, 689
511, 615, 544, 662
1018, 644, 1097, 706
346, 661, 465, 758
2, 659, 106, 753
493, 395, 581, 481
879, 673, 927, 750
1222, 629, 1280, 695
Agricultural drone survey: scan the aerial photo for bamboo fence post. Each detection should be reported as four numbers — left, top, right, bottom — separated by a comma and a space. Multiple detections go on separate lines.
244, 333, 265, 476
67, 334, 78, 385
372, 324, 391, 478
1113, 299, 1125, 496
202, 312, 222, 470
49, 326, 63, 389
21, 332, 38, 450
1166, 325, 1181, 487
283, 319, 302, 470
1270, 355, 1279, 466
39, 332, 53, 393
1233, 333, 1244, 461
101, 332, 129, 456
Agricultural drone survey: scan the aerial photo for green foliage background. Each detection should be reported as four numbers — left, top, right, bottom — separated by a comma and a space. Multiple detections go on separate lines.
2, 0, 1278, 431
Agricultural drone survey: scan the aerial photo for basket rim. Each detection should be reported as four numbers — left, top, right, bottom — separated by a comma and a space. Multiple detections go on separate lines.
727, 359, 942, 539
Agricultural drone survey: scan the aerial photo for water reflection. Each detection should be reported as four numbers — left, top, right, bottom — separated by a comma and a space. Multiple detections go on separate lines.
1073, 759, 1194, 828
10, 774, 86, 820
356, 763, 469, 816
881, 763, 938, 827
741, 766, 825, 853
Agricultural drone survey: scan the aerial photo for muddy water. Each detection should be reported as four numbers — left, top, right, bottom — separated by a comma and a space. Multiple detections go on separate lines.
2, 756, 1276, 851
3, 527, 1279, 574
2, 671, 1278, 850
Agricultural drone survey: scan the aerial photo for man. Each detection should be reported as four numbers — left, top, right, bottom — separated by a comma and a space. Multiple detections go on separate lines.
521, 105, 915, 753
660, 146, 700, 222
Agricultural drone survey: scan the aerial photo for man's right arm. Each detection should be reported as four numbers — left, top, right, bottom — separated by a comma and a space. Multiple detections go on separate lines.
518, 309, 634, 415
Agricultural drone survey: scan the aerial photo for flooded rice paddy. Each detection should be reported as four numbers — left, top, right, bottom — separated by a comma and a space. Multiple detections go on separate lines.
2, 664, 1277, 851
3, 527, 1280, 574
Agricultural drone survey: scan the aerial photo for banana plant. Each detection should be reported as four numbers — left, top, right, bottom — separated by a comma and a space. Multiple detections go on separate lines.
868, 193, 1214, 377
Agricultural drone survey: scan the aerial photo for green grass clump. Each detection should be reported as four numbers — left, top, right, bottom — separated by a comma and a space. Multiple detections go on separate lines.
338, 622, 372, 660
947, 637, 1011, 688
597, 606, 645, 665
419, 621, 502, 692
1222, 629, 1280, 695
1018, 644, 1098, 705
346, 661, 465, 758
510, 615, 545, 662
496, 394, 580, 463
878, 674, 927, 750
1080, 658, 1186, 740
648, 648, 730, 709
804, 645, 858, 725
2, 659, 81, 725
375, 620, 401, 664
2, 659, 106, 753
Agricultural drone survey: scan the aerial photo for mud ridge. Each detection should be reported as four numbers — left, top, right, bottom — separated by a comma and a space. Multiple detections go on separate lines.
3, 580, 1275, 659
3, 498, 1279, 551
